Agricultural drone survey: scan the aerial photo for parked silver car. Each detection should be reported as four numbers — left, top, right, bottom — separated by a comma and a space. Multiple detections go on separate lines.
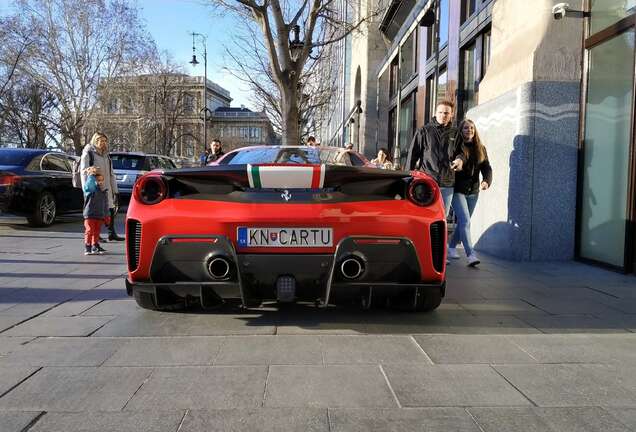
110, 152, 177, 201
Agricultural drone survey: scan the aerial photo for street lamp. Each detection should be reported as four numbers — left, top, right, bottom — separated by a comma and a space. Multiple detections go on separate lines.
289, 25, 304, 63
190, 32, 209, 152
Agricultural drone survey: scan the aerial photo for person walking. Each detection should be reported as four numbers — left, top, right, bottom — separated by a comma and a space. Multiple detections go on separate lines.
406, 100, 465, 216
447, 119, 492, 267
82, 167, 109, 255
80, 132, 122, 241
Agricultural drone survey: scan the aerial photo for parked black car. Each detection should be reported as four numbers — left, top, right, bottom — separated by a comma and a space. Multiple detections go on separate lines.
0, 148, 84, 226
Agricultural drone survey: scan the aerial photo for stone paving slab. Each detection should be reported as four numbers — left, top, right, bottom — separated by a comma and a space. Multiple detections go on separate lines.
321, 335, 432, 364
0, 337, 123, 367
514, 313, 630, 334
0, 411, 41, 432
506, 334, 636, 364
104, 336, 223, 366
264, 365, 397, 408
0, 367, 152, 411
0, 366, 39, 396
215, 335, 322, 365
467, 406, 633, 432
1, 316, 114, 337
0, 316, 30, 333
328, 408, 482, 432
124, 366, 268, 410
29, 411, 184, 432
0, 337, 32, 356
81, 299, 143, 316
382, 364, 532, 407
456, 299, 549, 315
93, 313, 277, 336
181, 408, 329, 431
493, 364, 636, 407
413, 335, 536, 364
605, 408, 636, 430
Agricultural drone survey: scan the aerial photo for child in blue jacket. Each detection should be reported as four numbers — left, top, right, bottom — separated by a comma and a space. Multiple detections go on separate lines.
83, 167, 110, 255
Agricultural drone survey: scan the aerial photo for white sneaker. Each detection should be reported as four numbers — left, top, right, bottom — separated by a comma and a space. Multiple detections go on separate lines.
467, 253, 480, 267
447, 248, 460, 259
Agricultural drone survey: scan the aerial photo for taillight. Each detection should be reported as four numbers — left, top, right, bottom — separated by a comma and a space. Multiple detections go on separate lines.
133, 174, 168, 205
0, 173, 20, 187
408, 179, 437, 206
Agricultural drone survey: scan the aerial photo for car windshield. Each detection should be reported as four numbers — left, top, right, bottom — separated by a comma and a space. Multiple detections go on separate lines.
0, 151, 38, 166
220, 147, 363, 166
111, 154, 145, 170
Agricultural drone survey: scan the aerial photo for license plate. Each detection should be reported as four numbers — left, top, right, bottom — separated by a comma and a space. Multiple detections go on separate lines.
237, 227, 333, 248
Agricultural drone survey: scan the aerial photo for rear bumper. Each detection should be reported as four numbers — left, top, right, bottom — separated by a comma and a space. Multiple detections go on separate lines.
126, 233, 445, 309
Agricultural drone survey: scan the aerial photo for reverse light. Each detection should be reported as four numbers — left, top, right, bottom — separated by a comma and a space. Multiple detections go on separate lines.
133, 174, 168, 205
408, 179, 437, 207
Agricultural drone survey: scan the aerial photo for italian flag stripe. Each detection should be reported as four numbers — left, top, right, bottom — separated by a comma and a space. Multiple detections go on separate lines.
247, 165, 325, 189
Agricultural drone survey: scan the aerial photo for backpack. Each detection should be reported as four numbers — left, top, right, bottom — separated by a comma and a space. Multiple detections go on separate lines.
72, 150, 94, 188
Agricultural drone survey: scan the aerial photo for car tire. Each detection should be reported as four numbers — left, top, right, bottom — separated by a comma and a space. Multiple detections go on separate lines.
414, 287, 442, 312
133, 290, 186, 311
133, 291, 158, 310
27, 191, 57, 227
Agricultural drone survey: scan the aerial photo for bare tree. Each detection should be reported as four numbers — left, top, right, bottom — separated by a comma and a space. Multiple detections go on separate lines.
4, 0, 156, 154
214, 0, 380, 146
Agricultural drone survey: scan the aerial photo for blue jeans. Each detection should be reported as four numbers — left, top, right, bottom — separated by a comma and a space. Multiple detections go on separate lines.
440, 187, 454, 218
449, 193, 479, 256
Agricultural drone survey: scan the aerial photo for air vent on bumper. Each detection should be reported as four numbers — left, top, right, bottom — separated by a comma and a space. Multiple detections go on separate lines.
430, 221, 445, 273
127, 219, 142, 272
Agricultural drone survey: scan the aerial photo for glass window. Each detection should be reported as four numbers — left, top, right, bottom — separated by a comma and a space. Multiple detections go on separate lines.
183, 94, 194, 113
111, 154, 145, 170
462, 42, 477, 115
220, 147, 360, 166
482, 30, 491, 78
439, 0, 449, 47
388, 108, 397, 159
425, 76, 435, 122
437, 68, 448, 102
426, 26, 434, 60
400, 30, 416, 83
590, 0, 636, 34
398, 92, 416, 169
579, 30, 635, 267
41, 154, 69, 172
389, 57, 399, 98
461, 0, 477, 24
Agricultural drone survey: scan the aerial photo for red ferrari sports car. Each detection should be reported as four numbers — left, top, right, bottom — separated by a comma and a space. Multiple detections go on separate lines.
125, 146, 446, 312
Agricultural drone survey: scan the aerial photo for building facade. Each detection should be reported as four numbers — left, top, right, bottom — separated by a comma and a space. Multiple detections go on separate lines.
210, 107, 279, 150
326, 0, 636, 272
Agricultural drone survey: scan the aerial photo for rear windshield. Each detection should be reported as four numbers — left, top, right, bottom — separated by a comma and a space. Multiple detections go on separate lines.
0, 151, 38, 166
219, 147, 364, 166
111, 154, 145, 170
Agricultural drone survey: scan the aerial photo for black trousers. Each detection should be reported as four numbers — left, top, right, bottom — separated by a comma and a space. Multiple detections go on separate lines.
108, 207, 117, 235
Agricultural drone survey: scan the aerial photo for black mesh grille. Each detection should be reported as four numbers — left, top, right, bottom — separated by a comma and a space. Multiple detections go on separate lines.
430, 221, 445, 272
127, 219, 142, 272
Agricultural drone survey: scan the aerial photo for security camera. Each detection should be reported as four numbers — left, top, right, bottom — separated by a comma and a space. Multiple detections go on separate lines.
552, 3, 570, 20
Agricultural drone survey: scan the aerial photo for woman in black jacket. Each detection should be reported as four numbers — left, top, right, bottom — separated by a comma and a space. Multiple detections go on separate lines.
448, 119, 492, 266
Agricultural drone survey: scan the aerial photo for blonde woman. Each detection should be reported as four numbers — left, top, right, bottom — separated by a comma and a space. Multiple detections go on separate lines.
371, 148, 393, 170
80, 132, 121, 243
448, 119, 492, 266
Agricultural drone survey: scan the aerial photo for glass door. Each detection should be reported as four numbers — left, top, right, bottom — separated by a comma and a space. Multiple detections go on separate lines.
579, 29, 635, 268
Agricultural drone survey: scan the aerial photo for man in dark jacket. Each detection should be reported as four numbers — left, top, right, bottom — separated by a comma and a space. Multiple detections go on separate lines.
205, 139, 225, 164
406, 100, 464, 216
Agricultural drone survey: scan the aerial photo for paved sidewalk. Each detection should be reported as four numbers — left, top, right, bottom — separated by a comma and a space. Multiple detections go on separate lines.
1, 216, 636, 431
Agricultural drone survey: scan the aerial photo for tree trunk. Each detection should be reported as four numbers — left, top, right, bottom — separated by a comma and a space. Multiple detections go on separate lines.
282, 87, 300, 146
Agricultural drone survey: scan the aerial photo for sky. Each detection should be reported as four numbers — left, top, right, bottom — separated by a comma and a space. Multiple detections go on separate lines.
0, 0, 255, 109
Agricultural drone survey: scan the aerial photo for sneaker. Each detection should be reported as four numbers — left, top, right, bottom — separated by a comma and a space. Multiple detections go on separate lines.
467, 253, 480, 267
95, 244, 106, 253
91, 245, 103, 255
448, 247, 460, 259
108, 233, 124, 242
84, 244, 93, 255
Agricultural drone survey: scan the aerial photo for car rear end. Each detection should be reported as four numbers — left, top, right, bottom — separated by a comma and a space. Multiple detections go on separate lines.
125, 154, 447, 311
0, 149, 39, 216
111, 153, 148, 202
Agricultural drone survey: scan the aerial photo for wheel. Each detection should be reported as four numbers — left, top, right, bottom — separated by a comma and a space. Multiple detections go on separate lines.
133, 290, 185, 311
133, 291, 157, 310
414, 287, 443, 312
27, 191, 56, 227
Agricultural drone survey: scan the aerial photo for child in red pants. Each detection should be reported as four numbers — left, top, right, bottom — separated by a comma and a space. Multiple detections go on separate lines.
83, 167, 110, 255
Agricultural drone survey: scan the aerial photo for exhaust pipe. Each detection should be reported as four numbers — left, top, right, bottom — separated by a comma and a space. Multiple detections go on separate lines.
207, 256, 231, 280
340, 256, 365, 280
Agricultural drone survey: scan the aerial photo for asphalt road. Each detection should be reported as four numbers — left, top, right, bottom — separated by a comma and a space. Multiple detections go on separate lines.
1, 214, 636, 431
